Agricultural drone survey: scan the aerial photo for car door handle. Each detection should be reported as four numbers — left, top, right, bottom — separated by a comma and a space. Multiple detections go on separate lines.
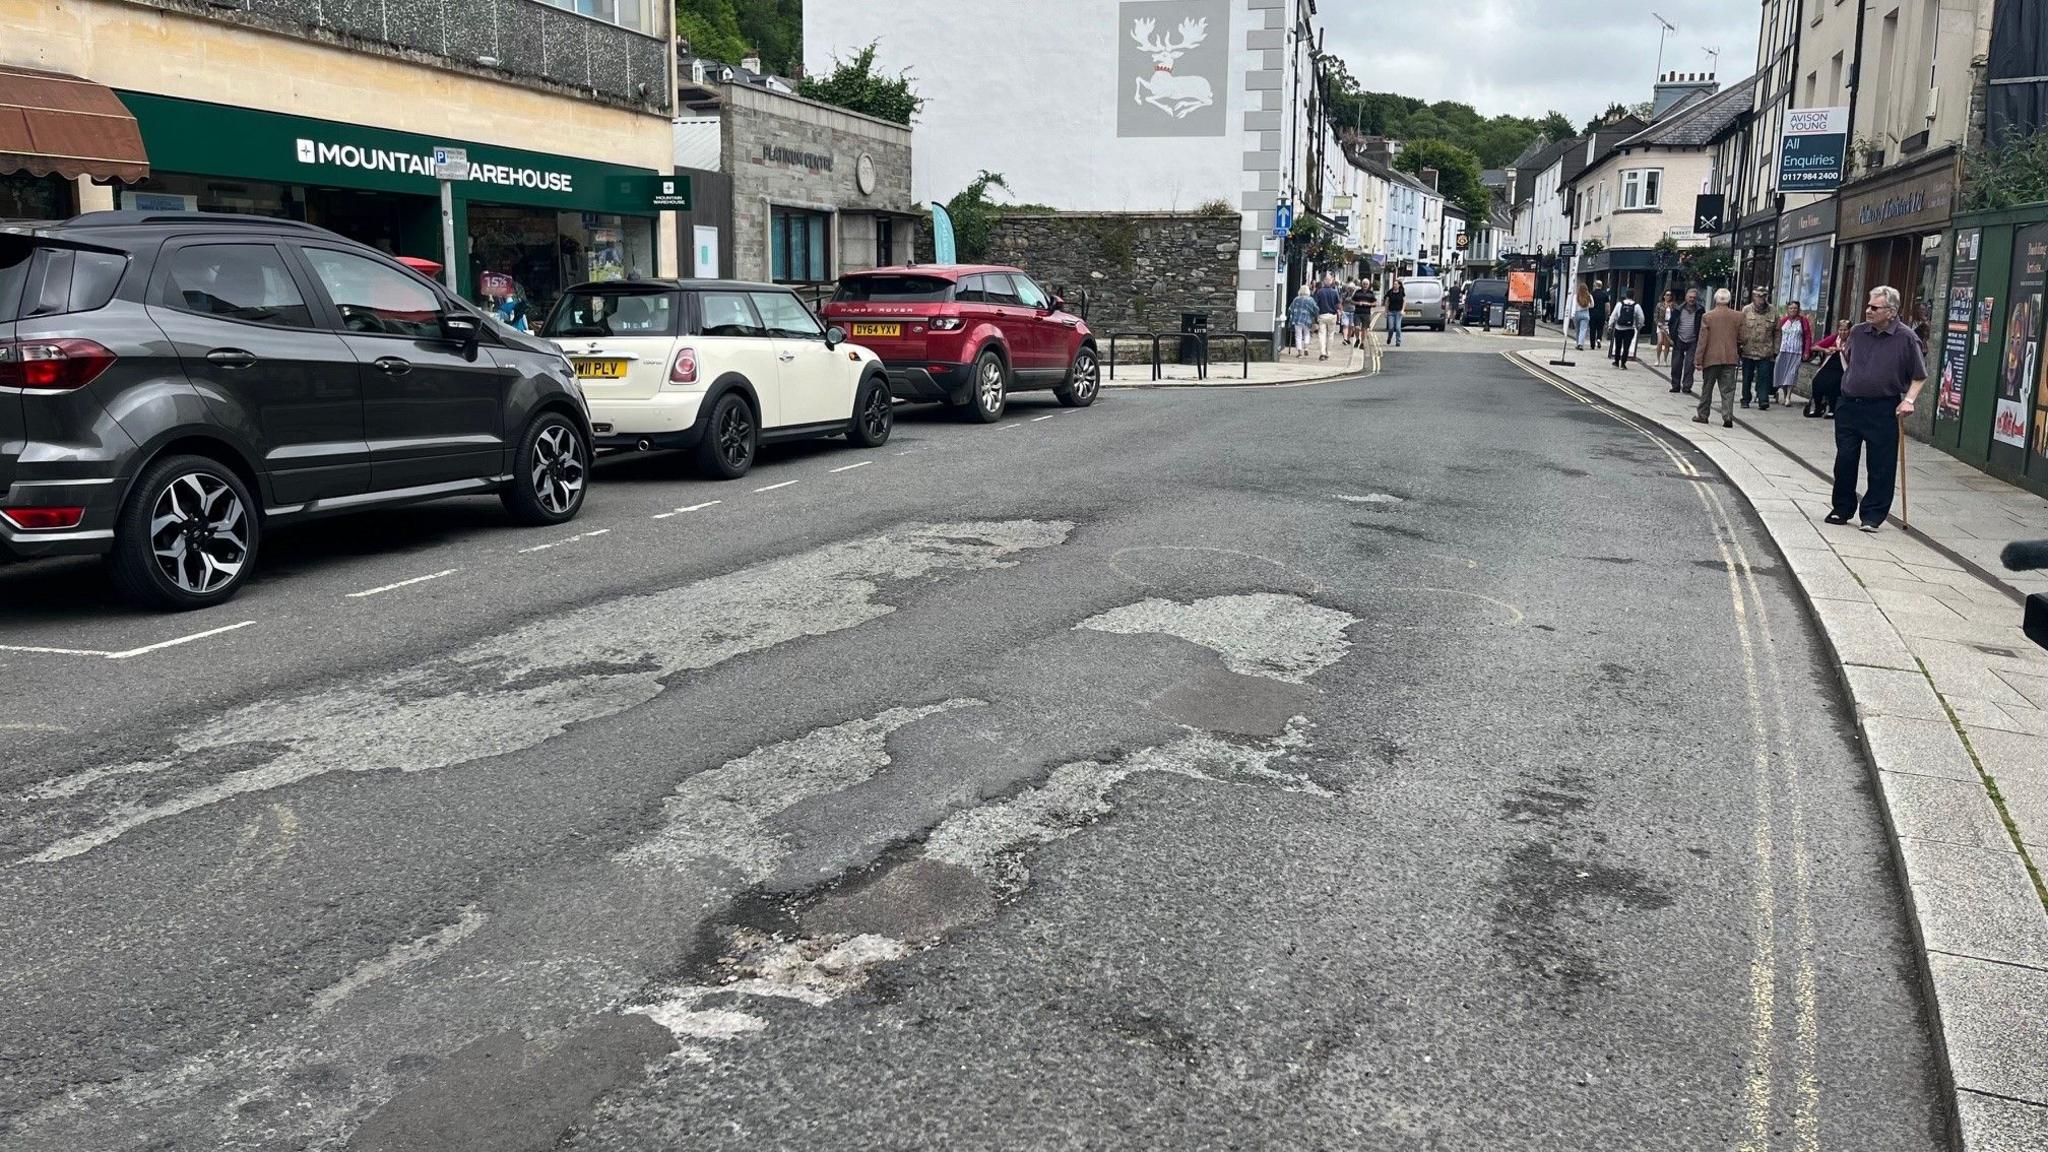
205, 349, 257, 369
777, 351, 796, 362
373, 357, 413, 377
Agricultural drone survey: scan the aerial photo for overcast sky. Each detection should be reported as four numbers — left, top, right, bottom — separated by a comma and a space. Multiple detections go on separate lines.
1321, 0, 1761, 126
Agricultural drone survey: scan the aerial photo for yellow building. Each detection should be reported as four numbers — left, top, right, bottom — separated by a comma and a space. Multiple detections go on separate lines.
2, 0, 681, 312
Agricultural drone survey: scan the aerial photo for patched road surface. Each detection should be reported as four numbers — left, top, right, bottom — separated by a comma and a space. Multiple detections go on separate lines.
1, 339, 1944, 1150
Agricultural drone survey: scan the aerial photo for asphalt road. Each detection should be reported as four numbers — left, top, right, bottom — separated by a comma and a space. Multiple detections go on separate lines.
0, 328, 1945, 1151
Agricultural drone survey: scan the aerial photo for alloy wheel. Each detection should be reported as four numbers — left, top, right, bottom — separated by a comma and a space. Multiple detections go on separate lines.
1071, 351, 1099, 400
148, 471, 248, 596
719, 402, 755, 469
531, 423, 586, 515
862, 387, 892, 439
978, 359, 1004, 414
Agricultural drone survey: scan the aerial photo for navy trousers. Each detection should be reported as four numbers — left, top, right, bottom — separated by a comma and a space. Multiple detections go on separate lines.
1832, 396, 1900, 526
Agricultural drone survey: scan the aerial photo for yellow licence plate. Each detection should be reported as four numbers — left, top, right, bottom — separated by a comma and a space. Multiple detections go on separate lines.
574, 359, 629, 379
850, 323, 901, 338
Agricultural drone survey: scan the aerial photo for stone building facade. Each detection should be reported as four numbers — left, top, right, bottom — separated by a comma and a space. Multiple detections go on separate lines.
721, 82, 917, 286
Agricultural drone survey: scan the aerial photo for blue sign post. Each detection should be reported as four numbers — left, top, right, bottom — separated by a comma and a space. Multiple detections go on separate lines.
1274, 201, 1293, 236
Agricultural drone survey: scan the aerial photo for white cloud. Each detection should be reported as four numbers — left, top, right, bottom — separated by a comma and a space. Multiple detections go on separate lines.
1322, 0, 1761, 126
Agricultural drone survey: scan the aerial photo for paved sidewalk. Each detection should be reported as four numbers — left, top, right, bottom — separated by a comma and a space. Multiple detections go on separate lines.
1105, 340, 1378, 386
1514, 349, 2048, 1151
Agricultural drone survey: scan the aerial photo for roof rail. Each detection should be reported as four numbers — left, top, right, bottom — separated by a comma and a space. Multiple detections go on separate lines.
60, 211, 342, 236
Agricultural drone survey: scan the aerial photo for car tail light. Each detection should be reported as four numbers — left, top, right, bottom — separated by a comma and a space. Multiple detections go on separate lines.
0, 339, 118, 392
0, 506, 85, 531
929, 317, 963, 331
669, 346, 698, 384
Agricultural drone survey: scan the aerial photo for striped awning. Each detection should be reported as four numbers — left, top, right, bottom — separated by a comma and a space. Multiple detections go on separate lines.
0, 65, 149, 183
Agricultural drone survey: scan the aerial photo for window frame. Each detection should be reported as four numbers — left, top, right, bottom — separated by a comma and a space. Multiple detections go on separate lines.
1619, 167, 1664, 211
769, 206, 834, 285
693, 289, 768, 338
149, 240, 315, 332
979, 273, 1022, 307
748, 290, 825, 340
293, 243, 452, 342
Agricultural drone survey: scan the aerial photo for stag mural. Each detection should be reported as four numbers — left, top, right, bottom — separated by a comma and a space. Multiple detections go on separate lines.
1130, 16, 1214, 119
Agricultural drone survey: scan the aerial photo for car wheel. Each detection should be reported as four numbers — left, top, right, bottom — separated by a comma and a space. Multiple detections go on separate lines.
108, 454, 258, 611
694, 392, 758, 479
848, 375, 894, 448
503, 410, 589, 525
1054, 346, 1100, 408
965, 349, 1007, 423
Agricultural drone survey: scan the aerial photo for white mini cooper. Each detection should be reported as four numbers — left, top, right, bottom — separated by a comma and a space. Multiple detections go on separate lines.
541, 279, 893, 478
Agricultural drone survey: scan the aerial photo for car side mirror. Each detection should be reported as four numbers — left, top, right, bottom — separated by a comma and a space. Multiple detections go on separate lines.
1050, 295, 1066, 313
439, 309, 481, 353
824, 325, 846, 349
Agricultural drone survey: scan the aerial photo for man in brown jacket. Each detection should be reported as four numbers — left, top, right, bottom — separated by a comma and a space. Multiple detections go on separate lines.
1738, 285, 1778, 410
1693, 288, 1743, 428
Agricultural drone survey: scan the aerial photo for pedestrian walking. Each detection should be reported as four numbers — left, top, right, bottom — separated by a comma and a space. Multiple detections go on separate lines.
1667, 288, 1704, 393
1288, 284, 1317, 357
1339, 278, 1358, 346
1739, 286, 1777, 410
1589, 280, 1610, 347
1608, 292, 1644, 368
1352, 280, 1376, 347
1573, 283, 1593, 349
1384, 280, 1407, 347
1827, 286, 1928, 532
1773, 300, 1814, 406
1653, 290, 1675, 366
1692, 288, 1743, 428
1313, 276, 1344, 360
1805, 319, 1851, 418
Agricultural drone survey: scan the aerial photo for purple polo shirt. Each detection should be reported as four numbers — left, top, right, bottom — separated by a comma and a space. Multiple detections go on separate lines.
1841, 320, 1927, 399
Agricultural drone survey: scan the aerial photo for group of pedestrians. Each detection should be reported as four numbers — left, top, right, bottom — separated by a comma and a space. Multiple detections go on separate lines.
1660, 283, 1926, 533
1288, 274, 1389, 359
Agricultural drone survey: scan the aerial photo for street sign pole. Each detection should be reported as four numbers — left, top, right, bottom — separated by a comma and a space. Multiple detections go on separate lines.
432, 146, 469, 295
1552, 241, 1579, 367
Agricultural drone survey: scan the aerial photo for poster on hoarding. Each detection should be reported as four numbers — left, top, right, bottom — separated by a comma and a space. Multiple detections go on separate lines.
1996, 224, 2048, 448
1508, 271, 1535, 304
1937, 229, 1980, 424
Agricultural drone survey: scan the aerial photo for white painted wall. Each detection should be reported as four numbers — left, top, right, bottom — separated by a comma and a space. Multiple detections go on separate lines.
806, 0, 1269, 211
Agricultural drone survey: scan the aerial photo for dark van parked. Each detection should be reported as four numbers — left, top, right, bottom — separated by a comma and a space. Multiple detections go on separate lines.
0, 213, 591, 610
1459, 277, 1510, 325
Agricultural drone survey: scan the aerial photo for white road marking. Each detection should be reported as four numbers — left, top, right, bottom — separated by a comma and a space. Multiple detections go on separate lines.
994, 422, 1022, 431
652, 500, 721, 520
828, 461, 872, 473
0, 643, 116, 658
346, 569, 457, 599
517, 528, 610, 553
1335, 493, 1404, 504
1031, 414, 1057, 422
107, 620, 259, 660
753, 480, 799, 492
895, 449, 921, 456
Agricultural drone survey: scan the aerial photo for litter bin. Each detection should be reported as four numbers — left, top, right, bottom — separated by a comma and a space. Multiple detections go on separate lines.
1515, 307, 1537, 337
1179, 312, 1210, 364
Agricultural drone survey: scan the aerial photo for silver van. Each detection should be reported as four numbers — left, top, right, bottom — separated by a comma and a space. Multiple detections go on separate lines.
1398, 277, 1446, 331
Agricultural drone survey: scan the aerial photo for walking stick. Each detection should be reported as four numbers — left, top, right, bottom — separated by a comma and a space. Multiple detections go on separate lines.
1898, 412, 1909, 528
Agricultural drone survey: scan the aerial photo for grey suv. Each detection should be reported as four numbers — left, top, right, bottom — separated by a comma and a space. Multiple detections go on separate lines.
0, 213, 591, 609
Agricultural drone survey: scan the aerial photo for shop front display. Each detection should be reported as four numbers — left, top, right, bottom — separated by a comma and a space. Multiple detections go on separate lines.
114, 91, 672, 312
1834, 150, 1959, 332
1774, 200, 1835, 324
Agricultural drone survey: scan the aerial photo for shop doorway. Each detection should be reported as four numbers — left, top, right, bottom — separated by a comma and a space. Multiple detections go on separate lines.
305, 187, 436, 259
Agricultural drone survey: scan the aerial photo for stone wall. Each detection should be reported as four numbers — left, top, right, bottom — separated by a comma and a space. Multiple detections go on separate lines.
957, 212, 1258, 358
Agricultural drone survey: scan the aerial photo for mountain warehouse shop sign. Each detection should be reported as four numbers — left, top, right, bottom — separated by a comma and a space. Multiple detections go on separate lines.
295, 139, 575, 192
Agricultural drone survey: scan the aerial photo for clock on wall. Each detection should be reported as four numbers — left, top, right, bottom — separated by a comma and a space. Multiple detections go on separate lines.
856, 153, 877, 196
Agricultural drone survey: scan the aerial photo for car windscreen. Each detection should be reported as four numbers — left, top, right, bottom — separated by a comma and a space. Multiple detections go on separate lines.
1471, 280, 1508, 296
542, 288, 679, 338
832, 275, 954, 303
1402, 281, 1443, 301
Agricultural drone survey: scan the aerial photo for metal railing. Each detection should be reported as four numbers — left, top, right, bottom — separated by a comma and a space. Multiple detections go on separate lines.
1104, 331, 1255, 381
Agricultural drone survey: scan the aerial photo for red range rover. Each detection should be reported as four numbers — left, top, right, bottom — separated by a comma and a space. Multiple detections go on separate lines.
823, 265, 1099, 422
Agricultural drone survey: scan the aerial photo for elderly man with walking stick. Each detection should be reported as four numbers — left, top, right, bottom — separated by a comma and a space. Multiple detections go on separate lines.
1826, 286, 1927, 533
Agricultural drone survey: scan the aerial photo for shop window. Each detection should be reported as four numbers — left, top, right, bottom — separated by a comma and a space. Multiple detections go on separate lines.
749, 291, 823, 339
162, 244, 313, 329
302, 247, 443, 339
1, 172, 73, 221
771, 208, 832, 283
698, 291, 766, 337
1620, 169, 1662, 210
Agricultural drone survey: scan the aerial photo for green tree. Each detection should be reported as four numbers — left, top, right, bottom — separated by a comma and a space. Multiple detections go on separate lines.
797, 42, 923, 125
676, 0, 749, 66
1536, 111, 1576, 141
1394, 138, 1490, 228
944, 171, 1012, 262
677, 0, 802, 75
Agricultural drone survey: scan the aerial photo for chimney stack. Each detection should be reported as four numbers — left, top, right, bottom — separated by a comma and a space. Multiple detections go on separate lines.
741, 51, 762, 74
1419, 166, 1440, 191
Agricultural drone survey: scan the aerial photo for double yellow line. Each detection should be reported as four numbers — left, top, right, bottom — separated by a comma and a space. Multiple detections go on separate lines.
1507, 355, 1823, 1152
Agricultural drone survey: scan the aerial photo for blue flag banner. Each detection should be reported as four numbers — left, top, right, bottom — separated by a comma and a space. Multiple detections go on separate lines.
930, 201, 957, 265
